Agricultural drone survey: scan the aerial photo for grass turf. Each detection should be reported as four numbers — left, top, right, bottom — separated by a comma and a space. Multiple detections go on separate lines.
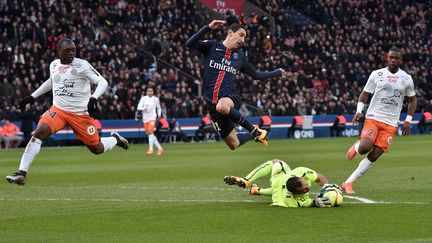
0, 136, 431, 242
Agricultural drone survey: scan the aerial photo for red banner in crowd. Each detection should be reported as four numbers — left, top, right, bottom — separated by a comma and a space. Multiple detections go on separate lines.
200, 0, 244, 15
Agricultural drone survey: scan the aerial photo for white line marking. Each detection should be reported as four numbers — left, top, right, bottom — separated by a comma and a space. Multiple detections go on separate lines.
344, 195, 376, 203
0, 198, 261, 203
31, 186, 238, 191
6, 186, 430, 205
0, 198, 429, 205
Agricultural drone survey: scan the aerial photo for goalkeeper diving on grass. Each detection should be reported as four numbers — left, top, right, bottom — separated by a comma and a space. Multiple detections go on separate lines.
224, 159, 343, 208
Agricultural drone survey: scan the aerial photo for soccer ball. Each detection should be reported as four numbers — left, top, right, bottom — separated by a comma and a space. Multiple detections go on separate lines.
322, 186, 344, 207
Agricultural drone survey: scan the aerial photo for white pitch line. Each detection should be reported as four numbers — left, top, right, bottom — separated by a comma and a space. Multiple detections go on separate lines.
0, 198, 262, 203
31, 186, 238, 191
7, 186, 430, 205
0, 197, 429, 205
344, 195, 376, 203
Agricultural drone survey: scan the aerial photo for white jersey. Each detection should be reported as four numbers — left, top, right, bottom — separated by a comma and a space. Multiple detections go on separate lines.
364, 67, 416, 127
49, 58, 104, 113
137, 96, 161, 122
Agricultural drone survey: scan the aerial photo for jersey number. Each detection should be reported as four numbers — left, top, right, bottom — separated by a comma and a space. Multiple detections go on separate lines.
50, 112, 57, 119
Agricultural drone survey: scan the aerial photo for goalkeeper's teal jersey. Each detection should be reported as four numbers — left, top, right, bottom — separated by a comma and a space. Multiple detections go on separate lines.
271, 167, 317, 208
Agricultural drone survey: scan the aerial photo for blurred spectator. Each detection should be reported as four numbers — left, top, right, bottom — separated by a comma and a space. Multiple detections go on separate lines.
288, 113, 303, 138
194, 113, 217, 142
330, 113, 347, 137
239, 103, 251, 117
418, 109, 432, 134
170, 118, 191, 142
1, 117, 23, 149
0, 0, 430, 121
155, 116, 171, 142
258, 111, 272, 132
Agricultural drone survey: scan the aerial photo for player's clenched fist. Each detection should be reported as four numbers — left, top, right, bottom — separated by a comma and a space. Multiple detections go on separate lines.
87, 97, 98, 118
208, 20, 225, 29
19, 95, 36, 110
279, 68, 288, 79
402, 121, 411, 136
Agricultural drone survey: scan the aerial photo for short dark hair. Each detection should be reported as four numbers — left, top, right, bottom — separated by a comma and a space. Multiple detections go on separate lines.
228, 23, 245, 33
389, 47, 402, 54
57, 38, 74, 50
286, 177, 303, 194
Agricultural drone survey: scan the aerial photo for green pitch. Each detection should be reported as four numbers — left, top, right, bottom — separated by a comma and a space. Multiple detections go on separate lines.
1, 136, 431, 242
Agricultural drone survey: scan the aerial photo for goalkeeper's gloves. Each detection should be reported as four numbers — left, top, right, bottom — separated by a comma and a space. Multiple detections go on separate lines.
19, 95, 36, 110
313, 196, 332, 208
87, 97, 98, 118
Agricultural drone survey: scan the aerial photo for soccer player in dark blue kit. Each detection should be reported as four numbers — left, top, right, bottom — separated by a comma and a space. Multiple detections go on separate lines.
186, 20, 287, 150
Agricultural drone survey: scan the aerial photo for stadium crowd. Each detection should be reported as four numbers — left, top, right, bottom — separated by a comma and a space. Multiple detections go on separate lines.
0, 0, 431, 122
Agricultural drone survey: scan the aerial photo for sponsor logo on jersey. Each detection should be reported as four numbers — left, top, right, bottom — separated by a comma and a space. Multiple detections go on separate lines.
380, 98, 399, 106
59, 66, 69, 73
53, 74, 61, 83
387, 75, 399, 83
209, 58, 238, 74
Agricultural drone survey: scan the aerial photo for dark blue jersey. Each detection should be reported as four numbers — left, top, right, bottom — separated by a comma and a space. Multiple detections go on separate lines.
186, 25, 282, 106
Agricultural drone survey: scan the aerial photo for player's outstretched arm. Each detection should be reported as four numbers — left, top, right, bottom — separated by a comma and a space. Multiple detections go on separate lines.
315, 173, 329, 186
185, 20, 224, 50
156, 98, 162, 118
87, 77, 107, 118
403, 95, 417, 136
241, 60, 283, 80
20, 78, 52, 110
83, 64, 108, 118
352, 91, 370, 124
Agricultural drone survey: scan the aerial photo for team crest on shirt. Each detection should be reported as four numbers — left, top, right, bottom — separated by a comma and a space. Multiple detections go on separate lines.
53, 74, 61, 83
87, 125, 96, 135
71, 68, 77, 76
233, 52, 238, 60
387, 136, 393, 144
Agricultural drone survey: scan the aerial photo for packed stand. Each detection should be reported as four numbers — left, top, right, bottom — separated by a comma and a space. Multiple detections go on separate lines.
0, 0, 431, 123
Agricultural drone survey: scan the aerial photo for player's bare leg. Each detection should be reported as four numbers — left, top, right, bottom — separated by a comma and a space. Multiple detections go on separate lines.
145, 130, 154, 155
343, 145, 383, 194
223, 129, 240, 150
225, 159, 278, 188
5, 122, 52, 185
87, 132, 129, 155
346, 137, 374, 160
146, 130, 163, 155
